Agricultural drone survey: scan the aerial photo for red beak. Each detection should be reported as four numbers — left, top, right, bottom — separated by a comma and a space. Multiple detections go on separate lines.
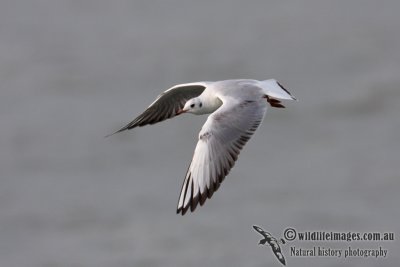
176, 109, 187, 115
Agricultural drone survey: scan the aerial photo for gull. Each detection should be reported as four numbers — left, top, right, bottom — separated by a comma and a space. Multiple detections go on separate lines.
107, 79, 296, 215
253, 225, 287, 265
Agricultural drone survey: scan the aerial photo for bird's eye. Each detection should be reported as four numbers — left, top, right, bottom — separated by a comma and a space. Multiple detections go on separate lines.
199, 103, 202, 108
190, 104, 195, 108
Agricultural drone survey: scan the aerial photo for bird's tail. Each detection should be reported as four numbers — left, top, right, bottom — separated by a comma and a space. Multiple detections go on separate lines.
259, 79, 297, 101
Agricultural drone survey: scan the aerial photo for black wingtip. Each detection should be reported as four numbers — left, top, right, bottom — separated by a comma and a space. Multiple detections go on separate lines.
104, 128, 124, 138
177, 201, 191, 215
177, 206, 188, 216
104, 122, 137, 138
253, 225, 263, 232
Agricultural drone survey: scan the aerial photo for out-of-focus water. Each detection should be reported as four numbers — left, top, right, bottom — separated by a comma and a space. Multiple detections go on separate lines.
1, 1, 399, 266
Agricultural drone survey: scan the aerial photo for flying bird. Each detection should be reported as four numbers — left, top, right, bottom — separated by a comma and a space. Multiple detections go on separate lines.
107, 79, 296, 215
253, 225, 287, 265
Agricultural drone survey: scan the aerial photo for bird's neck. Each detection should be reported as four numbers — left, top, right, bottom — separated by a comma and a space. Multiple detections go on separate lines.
197, 95, 223, 115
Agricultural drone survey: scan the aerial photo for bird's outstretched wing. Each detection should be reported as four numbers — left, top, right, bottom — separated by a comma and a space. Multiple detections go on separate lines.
106, 82, 207, 137
270, 241, 286, 266
253, 225, 286, 266
253, 225, 274, 239
177, 99, 267, 215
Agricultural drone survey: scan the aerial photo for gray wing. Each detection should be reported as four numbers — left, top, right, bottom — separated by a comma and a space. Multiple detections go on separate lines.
106, 82, 207, 136
270, 241, 286, 265
253, 225, 273, 239
177, 99, 267, 215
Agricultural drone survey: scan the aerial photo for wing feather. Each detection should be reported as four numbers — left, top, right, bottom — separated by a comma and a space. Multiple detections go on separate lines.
253, 225, 267, 236
177, 98, 267, 215
106, 83, 207, 137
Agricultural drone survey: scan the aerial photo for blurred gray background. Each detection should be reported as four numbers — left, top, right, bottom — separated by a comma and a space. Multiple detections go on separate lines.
1, 0, 399, 266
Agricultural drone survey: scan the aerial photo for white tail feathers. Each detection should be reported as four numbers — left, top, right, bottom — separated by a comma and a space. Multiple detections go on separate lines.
259, 79, 296, 100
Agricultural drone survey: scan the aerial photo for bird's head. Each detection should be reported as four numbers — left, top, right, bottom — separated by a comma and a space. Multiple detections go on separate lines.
178, 97, 204, 115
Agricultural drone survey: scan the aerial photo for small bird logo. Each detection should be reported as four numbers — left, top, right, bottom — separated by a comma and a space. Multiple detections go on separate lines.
252, 225, 286, 266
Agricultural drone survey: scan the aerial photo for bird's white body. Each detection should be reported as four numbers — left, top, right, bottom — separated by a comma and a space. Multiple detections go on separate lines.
183, 79, 294, 115
109, 79, 296, 215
